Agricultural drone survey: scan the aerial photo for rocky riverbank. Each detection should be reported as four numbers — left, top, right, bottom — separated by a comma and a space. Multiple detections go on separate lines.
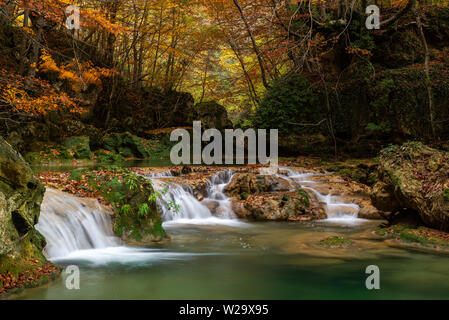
0, 137, 60, 298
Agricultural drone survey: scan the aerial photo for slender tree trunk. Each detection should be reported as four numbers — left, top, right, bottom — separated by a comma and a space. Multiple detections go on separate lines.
28, 13, 44, 78
232, 0, 270, 89
415, 4, 436, 139
18, 9, 29, 75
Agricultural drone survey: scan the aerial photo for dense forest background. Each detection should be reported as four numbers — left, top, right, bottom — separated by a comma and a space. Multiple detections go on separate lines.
0, 0, 448, 159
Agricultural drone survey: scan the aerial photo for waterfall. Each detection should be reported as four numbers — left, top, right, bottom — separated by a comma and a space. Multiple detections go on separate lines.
148, 170, 244, 226
37, 188, 201, 265
278, 167, 362, 223
36, 188, 119, 259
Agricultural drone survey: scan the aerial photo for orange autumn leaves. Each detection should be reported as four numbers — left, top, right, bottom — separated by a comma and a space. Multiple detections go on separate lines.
0, 69, 81, 116
39, 49, 117, 92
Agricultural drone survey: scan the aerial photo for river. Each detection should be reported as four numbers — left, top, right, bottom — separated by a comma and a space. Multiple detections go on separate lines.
15, 166, 449, 299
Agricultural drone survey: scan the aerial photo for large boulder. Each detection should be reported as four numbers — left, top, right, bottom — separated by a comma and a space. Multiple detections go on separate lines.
62, 136, 92, 159
0, 137, 50, 290
231, 192, 326, 221
224, 172, 325, 221
371, 142, 449, 230
195, 101, 233, 130
224, 173, 292, 198
101, 132, 152, 159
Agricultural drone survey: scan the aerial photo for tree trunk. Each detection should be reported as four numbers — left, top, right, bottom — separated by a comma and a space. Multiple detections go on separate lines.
232, 0, 270, 89
415, 4, 436, 139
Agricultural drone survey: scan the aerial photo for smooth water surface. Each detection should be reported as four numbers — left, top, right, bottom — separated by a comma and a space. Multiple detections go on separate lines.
18, 221, 449, 300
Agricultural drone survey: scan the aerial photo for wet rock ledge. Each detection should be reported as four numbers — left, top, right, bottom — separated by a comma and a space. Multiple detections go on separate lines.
0, 137, 60, 298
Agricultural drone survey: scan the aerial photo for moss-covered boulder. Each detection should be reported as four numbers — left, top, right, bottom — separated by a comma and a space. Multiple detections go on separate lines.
68, 168, 167, 243
371, 142, 449, 230
0, 137, 56, 295
195, 101, 233, 130
101, 132, 152, 159
92, 149, 124, 163
112, 174, 166, 243
62, 136, 92, 159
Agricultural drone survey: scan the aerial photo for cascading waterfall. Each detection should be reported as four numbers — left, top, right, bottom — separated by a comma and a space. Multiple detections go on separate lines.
37, 188, 119, 259
148, 170, 244, 226
37, 188, 201, 265
36, 167, 364, 265
278, 167, 362, 222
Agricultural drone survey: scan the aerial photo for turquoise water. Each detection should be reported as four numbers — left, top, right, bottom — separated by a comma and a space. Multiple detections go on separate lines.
17, 221, 449, 300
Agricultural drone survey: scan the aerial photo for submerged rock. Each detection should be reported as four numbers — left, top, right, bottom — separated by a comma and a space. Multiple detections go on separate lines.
371, 142, 449, 230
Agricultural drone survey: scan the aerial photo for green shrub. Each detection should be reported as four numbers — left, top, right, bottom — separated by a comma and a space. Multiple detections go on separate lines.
253, 74, 322, 134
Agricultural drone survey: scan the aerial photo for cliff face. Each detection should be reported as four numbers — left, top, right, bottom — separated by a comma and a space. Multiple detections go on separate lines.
0, 137, 56, 296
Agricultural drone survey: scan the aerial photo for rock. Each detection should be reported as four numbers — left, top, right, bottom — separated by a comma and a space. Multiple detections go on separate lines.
0, 137, 50, 287
201, 199, 219, 214
371, 142, 449, 230
224, 173, 292, 198
371, 181, 401, 213
358, 204, 383, 220
101, 132, 152, 159
110, 173, 167, 243
325, 162, 378, 186
231, 192, 326, 221
225, 172, 324, 221
62, 136, 92, 159
181, 166, 192, 175
195, 101, 233, 130
6, 131, 23, 151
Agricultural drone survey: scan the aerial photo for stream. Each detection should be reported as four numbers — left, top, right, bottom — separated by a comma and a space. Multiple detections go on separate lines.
16, 167, 449, 299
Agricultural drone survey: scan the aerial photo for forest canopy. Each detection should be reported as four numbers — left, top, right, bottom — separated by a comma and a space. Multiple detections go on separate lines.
0, 0, 448, 156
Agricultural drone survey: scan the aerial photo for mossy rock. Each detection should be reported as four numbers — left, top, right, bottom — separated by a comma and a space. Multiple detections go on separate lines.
62, 136, 92, 159
377, 224, 449, 249
316, 236, 352, 247
111, 174, 166, 242
102, 132, 152, 159
372, 142, 449, 231
70, 169, 167, 242
93, 149, 124, 163
0, 137, 52, 293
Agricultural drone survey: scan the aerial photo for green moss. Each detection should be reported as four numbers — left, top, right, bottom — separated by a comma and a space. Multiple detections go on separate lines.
316, 236, 352, 247
93, 149, 124, 163
68, 168, 167, 242
62, 136, 92, 159
296, 189, 310, 208
240, 192, 249, 200
377, 224, 449, 248
443, 189, 449, 202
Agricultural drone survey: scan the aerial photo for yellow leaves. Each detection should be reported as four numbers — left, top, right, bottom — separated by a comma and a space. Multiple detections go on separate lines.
0, 68, 85, 116
346, 47, 373, 56
39, 49, 115, 93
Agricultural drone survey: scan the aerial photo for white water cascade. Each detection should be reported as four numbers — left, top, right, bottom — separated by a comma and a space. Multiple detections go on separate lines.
37, 188, 203, 265
148, 171, 245, 227
36, 167, 364, 264
36, 188, 119, 259
278, 167, 364, 223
